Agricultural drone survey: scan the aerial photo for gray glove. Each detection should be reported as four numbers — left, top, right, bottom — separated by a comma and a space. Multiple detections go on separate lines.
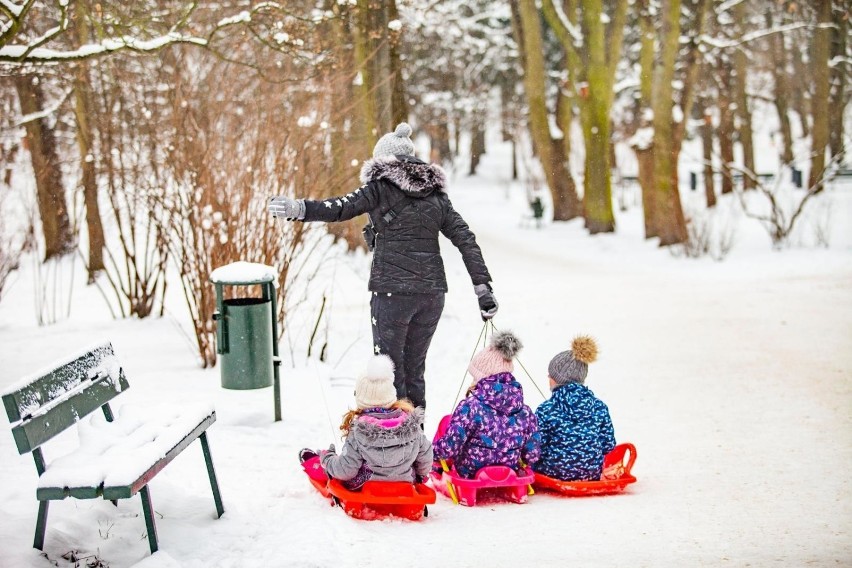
474, 283, 498, 321
268, 196, 305, 220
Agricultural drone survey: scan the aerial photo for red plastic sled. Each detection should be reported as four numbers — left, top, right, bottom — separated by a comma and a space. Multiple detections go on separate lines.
533, 443, 638, 497
431, 415, 535, 507
301, 456, 436, 520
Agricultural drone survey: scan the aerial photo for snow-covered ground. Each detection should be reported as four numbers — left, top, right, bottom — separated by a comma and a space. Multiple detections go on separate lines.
1, 139, 850, 568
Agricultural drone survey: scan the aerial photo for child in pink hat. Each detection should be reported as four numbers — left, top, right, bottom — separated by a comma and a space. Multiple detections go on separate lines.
433, 331, 541, 478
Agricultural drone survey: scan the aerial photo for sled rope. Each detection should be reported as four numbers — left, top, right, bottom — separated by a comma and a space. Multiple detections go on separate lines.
486, 320, 547, 400
276, 217, 338, 440
450, 321, 489, 412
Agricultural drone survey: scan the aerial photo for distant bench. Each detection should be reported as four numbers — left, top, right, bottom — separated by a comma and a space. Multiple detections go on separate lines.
2, 341, 224, 555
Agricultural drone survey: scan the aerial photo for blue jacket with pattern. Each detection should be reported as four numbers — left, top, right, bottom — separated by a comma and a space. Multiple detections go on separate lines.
433, 372, 541, 478
533, 383, 616, 481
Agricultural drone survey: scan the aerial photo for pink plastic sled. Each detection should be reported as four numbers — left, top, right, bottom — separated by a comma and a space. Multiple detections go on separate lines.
430, 415, 535, 507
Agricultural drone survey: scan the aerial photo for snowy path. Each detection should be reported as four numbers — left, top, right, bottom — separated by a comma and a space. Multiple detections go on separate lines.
0, 151, 850, 567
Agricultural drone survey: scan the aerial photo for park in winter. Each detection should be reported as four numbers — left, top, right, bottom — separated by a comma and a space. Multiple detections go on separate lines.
0, 0, 850, 567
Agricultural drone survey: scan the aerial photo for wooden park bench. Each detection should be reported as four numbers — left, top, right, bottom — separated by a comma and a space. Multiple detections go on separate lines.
2, 341, 224, 555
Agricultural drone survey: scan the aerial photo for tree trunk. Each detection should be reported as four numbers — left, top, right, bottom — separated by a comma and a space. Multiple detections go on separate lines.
718, 61, 736, 195
581, 0, 615, 234
698, 99, 716, 208
387, 0, 408, 127
469, 120, 486, 175
828, 3, 847, 159
513, 0, 581, 221
634, 0, 657, 238
429, 122, 452, 165
768, 8, 794, 164
733, 1, 754, 189
74, 12, 106, 280
808, 0, 831, 189
651, 0, 687, 246
14, 75, 73, 260
637, 145, 656, 236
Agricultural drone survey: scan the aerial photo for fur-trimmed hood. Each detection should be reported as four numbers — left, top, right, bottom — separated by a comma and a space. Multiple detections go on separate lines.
359, 155, 447, 196
351, 407, 425, 449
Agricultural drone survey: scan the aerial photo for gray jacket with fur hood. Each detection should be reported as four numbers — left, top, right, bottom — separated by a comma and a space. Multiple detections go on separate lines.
321, 407, 433, 483
302, 155, 492, 294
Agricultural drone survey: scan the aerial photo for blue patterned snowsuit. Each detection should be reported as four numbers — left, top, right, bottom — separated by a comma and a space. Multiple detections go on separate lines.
534, 383, 616, 481
433, 372, 541, 478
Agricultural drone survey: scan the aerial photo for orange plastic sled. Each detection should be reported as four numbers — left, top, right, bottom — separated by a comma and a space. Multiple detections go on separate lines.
302, 456, 436, 520
533, 443, 638, 497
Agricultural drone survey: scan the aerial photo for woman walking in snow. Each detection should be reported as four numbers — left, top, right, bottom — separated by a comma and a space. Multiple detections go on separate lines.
268, 122, 497, 410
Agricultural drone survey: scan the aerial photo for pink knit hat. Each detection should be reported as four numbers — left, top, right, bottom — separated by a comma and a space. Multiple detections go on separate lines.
467, 330, 523, 384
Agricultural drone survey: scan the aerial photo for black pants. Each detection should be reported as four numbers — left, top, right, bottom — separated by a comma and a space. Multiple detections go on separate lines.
370, 292, 445, 410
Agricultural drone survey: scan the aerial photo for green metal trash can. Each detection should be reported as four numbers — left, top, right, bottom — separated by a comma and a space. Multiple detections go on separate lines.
210, 262, 282, 420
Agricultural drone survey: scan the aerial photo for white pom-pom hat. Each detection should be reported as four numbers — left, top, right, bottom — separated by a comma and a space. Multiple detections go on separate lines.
355, 355, 398, 409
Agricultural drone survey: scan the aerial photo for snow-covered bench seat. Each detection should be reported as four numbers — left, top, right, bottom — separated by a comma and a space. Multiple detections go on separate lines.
2, 341, 224, 555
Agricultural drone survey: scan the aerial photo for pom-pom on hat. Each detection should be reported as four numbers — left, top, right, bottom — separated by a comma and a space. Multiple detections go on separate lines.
355, 355, 398, 409
549, 335, 598, 387
372, 122, 416, 158
468, 330, 523, 384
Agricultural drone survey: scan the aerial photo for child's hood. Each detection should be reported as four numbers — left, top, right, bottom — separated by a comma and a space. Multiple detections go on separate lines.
351, 407, 425, 448
470, 372, 525, 415
549, 383, 601, 417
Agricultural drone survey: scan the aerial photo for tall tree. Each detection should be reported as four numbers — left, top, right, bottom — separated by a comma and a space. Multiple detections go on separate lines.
732, 0, 755, 189
513, 0, 582, 221
73, 4, 106, 280
827, 2, 848, 160
650, 0, 688, 245
544, 0, 627, 233
808, 0, 831, 189
14, 75, 73, 260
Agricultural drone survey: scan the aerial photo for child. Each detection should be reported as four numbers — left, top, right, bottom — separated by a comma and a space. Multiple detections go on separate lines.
533, 336, 616, 481
433, 330, 541, 478
308, 355, 433, 490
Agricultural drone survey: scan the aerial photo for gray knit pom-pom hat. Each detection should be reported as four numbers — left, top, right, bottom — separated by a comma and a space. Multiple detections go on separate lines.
549, 336, 598, 387
372, 122, 416, 158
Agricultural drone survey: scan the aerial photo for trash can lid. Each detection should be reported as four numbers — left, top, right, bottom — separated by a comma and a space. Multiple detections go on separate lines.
210, 261, 277, 285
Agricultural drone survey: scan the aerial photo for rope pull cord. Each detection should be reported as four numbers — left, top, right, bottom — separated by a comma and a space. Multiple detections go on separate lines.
448, 320, 547, 415
277, 216, 339, 441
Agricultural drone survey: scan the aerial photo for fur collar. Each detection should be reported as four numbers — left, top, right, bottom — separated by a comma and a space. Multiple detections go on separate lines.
359, 156, 447, 196
352, 407, 424, 447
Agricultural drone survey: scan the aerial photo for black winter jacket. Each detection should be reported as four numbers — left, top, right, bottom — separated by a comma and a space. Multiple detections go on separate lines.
302, 155, 492, 294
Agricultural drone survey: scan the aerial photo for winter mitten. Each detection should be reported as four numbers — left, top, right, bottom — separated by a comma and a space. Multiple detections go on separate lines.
319, 443, 336, 462
268, 196, 305, 220
474, 283, 498, 321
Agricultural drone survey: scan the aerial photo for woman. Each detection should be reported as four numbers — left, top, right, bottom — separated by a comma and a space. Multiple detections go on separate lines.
269, 122, 497, 410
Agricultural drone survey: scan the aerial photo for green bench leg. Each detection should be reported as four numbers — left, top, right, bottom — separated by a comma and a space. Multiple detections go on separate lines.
200, 432, 224, 518
140, 485, 158, 554
33, 500, 49, 550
